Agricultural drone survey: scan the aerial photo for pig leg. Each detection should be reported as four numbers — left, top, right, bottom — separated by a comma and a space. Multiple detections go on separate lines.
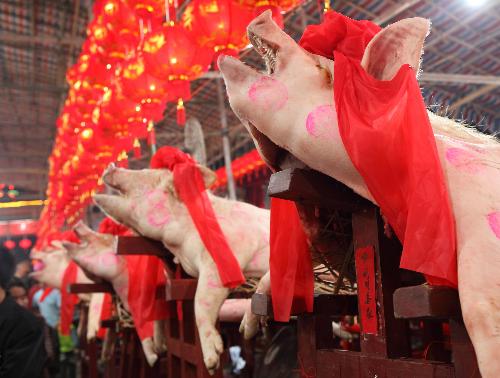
153, 320, 167, 354
458, 236, 500, 378
195, 267, 229, 374
240, 271, 271, 339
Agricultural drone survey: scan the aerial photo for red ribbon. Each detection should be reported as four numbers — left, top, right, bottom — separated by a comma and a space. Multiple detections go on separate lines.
300, 11, 457, 287
60, 261, 79, 335
39, 287, 53, 303
270, 198, 313, 322
151, 147, 245, 288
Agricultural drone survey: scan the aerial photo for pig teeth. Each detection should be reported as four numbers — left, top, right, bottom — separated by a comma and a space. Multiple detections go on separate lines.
249, 31, 278, 74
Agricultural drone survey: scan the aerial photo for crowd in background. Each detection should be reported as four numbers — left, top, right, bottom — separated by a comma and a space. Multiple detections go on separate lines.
0, 248, 78, 378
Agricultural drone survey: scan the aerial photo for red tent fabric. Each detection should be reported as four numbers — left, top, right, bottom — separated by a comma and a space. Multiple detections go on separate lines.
60, 261, 79, 335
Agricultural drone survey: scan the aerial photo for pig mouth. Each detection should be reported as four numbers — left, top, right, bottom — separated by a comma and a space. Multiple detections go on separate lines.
248, 30, 278, 75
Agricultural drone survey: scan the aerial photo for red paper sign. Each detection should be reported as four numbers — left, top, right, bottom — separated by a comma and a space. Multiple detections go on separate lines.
355, 246, 378, 335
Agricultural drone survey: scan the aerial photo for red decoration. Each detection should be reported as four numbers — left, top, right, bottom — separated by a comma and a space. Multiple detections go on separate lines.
151, 147, 245, 287
354, 246, 377, 334
237, 0, 303, 28
300, 11, 457, 287
3, 239, 15, 250
182, 0, 254, 66
19, 238, 32, 250
142, 23, 212, 125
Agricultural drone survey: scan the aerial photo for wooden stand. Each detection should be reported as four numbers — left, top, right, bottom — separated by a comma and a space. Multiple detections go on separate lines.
253, 168, 479, 377
117, 236, 223, 378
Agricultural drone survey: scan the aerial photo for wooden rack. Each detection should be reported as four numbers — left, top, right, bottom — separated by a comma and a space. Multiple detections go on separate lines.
251, 168, 479, 378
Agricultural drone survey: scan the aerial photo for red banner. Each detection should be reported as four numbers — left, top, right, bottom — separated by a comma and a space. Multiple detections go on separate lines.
355, 246, 377, 335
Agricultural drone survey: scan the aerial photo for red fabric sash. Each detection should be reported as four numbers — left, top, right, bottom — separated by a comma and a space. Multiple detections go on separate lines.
126, 255, 170, 331
97, 293, 113, 339
39, 287, 53, 303
151, 147, 245, 288
270, 198, 313, 321
60, 261, 79, 335
299, 11, 457, 287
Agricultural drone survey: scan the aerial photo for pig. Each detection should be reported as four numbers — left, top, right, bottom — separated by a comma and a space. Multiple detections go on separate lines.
218, 11, 500, 377
93, 163, 271, 374
62, 222, 164, 367
30, 242, 93, 294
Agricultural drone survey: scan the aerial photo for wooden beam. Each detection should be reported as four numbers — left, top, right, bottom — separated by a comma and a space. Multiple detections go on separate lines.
448, 85, 496, 112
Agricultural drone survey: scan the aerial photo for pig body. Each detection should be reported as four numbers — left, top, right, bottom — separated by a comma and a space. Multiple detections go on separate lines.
94, 165, 270, 373
64, 224, 165, 366
219, 12, 500, 377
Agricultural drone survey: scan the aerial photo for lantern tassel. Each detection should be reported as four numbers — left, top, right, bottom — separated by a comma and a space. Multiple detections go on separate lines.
133, 138, 142, 159
177, 98, 186, 126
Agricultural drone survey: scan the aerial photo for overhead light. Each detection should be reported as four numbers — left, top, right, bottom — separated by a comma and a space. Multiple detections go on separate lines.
466, 0, 487, 6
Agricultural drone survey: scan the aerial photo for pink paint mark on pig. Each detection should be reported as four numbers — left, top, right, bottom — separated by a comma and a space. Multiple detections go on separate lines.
145, 190, 171, 227
248, 77, 288, 111
100, 252, 119, 267
305, 105, 337, 139
445, 148, 484, 174
207, 279, 221, 289
487, 211, 500, 239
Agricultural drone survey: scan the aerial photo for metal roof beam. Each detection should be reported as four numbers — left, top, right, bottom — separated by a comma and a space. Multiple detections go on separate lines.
448, 84, 497, 113
0, 32, 84, 48
372, 0, 421, 25
419, 73, 500, 86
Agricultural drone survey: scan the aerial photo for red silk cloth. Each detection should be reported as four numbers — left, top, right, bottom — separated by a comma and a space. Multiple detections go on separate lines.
270, 198, 313, 321
60, 261, 79, 335
150, 146, 245, 288
97, 293, 113, 340
300, 12, 457, 286
97, 217, 170, 333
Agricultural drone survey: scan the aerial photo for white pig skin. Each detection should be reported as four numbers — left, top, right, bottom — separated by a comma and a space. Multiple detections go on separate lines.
219, 11, 500, 378
63, 222, 166, 366
93, 164, 271, 374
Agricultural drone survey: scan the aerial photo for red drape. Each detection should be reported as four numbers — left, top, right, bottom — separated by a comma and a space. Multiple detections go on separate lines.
60, 261, 79, 335
151, 146, 245, 288
299, 11, 457, 287
270, 198, 313, 321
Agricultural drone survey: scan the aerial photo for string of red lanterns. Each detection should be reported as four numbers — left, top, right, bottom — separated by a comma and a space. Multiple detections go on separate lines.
36, 0, 302, 249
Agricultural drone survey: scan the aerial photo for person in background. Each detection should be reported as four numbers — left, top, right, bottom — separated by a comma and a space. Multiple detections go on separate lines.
0, 249, 46, 377
8, 277, 29, 308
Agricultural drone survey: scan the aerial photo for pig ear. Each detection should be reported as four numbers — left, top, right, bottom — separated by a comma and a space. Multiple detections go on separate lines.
360, 17, 430, 81
50, 240, 65, 250
73, 221, 97, 242
197, 165, 217, 188
61, 241, 80, 256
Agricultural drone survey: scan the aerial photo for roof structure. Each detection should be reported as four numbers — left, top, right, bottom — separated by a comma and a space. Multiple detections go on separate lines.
0, 0, 499, 221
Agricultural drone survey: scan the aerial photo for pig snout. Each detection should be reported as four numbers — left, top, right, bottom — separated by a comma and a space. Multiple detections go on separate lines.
102, 163, 131, 193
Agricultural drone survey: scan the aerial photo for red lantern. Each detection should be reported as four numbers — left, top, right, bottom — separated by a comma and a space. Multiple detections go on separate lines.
19, 238, 32, 250
119, 55, 168, 122
182, 0, 254, 65
142, 23, 212, 125
3, 239, 15, 250
237, 0, 303, 28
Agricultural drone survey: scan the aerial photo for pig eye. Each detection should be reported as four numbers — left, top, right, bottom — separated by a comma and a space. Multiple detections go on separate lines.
316, 64, 332, 86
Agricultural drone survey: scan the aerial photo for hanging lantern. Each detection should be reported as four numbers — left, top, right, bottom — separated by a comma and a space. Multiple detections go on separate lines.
3, 239, 15, 250
19, 238, 32, 250
120, 54, 168, 122
182, 0, 254, 66
128, 0, 166, 29
237, 0, 303, 28
142, 23, 212, 125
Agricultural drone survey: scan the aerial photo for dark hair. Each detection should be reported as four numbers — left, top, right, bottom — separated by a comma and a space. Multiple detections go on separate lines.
8, 276, 27, 291
0, 249, 15, 289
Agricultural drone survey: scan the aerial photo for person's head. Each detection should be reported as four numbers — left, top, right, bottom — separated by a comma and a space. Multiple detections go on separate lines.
0, 249, 15, 292
14, 259, 31, 279
8, 277, 28, 308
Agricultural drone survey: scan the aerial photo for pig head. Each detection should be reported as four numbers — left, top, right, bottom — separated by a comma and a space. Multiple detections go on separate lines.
63, 222, 165, 366
31, 242, 92, 292
219, 10, 430, 201
94, 163, 271, 374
